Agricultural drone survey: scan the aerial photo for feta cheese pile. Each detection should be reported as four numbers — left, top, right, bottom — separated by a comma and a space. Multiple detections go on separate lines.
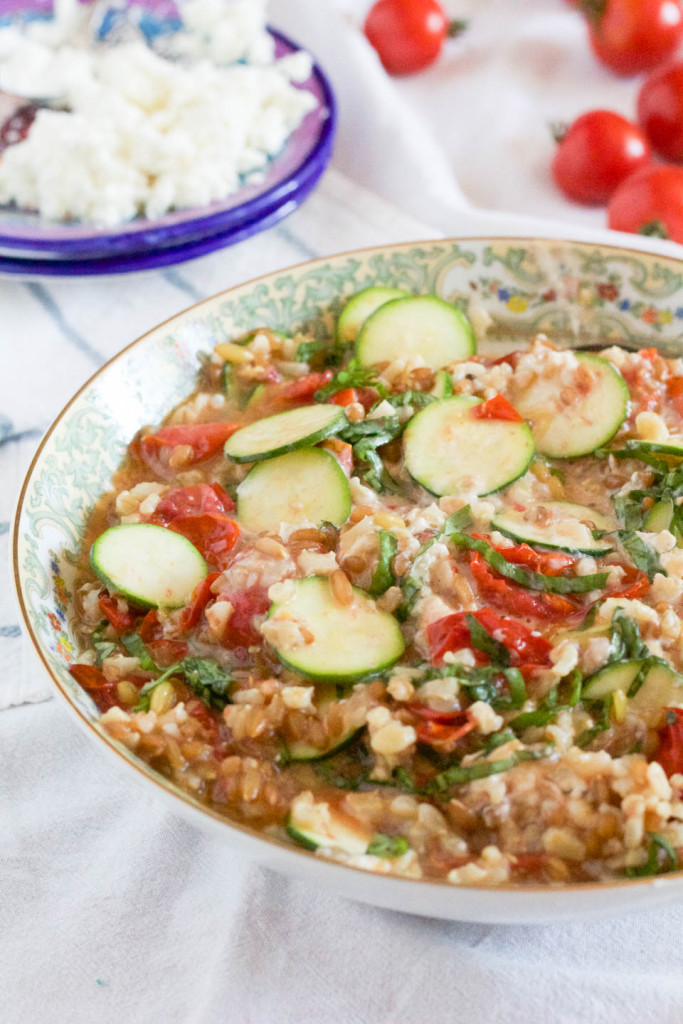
0, 0, 317, 227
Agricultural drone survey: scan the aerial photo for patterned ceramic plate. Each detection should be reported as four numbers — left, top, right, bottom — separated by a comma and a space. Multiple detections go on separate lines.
14, 237, 683, 924
0, 8, 335, 259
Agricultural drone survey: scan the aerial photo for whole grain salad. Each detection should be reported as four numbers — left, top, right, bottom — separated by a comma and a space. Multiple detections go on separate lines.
70, 287, 683, 886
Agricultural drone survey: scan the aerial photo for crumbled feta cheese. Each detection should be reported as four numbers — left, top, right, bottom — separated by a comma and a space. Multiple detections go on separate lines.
468, 701, 503, 735
366, 706, 416, 756
635, 411, 669, 443
0, 8, 317, 226
281, 686, 315, 711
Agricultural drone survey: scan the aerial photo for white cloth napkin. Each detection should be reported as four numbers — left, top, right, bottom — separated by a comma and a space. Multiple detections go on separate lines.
5, 2, 683, 1020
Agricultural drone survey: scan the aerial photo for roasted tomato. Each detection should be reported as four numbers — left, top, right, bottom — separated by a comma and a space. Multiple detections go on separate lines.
136, 422, 239, 475
167, 513, 240, 570
151, 483, 234, 525
654, 708, 683, 776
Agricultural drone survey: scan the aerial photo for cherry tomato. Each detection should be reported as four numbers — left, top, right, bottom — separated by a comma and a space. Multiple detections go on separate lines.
136, 609, 189, 666
97, 592, 136, 632
136, 422, 239, 476
426, 607, 553, 667
551, 111, 651, 205
167, 513, 240, 569
180, 572, 222, 631
609, 564, 650, 600
220, 586, 271, 648
272, 371, 333, 405
151, 483, 234, 525
414, 715, 476, 749
638, 62, 683, 162
471, 534, 576, 577
471, 394, 524, 422
654, 708, 683, 775
582, 0, 683, 77
469, 554, 580, 621
364, 0, 452, 75
608, 165, 683, 242
329, 388, 358, 407
69, 664, 119, 712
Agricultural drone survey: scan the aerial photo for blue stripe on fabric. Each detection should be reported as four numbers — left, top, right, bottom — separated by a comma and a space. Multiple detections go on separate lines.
0, 427, 44, 449
25, 283, 104, 365
275, 224, 320, 261
162, 269, 207, 303
0, 523, 9, 535
0, 625, 21, 638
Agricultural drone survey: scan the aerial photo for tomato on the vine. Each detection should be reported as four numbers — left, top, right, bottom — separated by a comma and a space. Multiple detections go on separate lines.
552, 111, 651, 205
580, 0, 683, 77
364, 0, 464, 75
608, 165, 683, 243
638, 62, 683, 162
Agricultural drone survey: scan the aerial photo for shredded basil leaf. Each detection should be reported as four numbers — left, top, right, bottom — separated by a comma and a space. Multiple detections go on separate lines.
465, 613, 510, 667
366, 834, 409, 858
368, 529, 399, 597
607, 608, 650, 663
626, 832, 678, 878
338, 417, 404, 493
484, 728, 517, 753
296, 339, 325, 363
619, 530, 666, 582
430, 747, 548, 792
448, 532, 609, 594
121, 633, 157, 671
314, 361, 379, 402
133, 657, 231, 712
574, 717, 609, 749
92, 622, 116, 666
182, 657, 232, 709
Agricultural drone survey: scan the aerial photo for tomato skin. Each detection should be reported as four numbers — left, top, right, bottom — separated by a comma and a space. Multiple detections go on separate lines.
167, 513, 240, 569
654, 708, 683, 775
414, 716, 476, 748
608, 165, 683, 242
364, 0, 449, 75
471, 394, 524, 423
151, 483, 234, 525
638, 63, 683, 162
584, 0, 683, 77
97, 592, 136, 633
552, 111, 651, 205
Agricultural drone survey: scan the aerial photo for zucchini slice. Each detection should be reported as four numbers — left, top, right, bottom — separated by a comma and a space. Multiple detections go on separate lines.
224, 404, 345, 464
287, 687, 361, 762
431, 369, 454, 398
644, 497, 675, 533
267, 576, 405, 682
90, 523, 208, 610
582, 659, 645, 700
491, 501, 615, 554
287, 793, 372, 853
582, 659, 683, 708
356, 295, 476, 370
337, 286, 409, 345
236, 447, 351, 534
402, 394, 534, 497
630, 662, 683, 712
513, 353, 628, 458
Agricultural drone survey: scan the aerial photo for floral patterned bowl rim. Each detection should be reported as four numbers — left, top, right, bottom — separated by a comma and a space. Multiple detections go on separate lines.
14, 235, 683, 924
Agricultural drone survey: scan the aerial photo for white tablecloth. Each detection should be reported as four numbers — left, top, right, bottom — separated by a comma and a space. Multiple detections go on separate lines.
4, 2, 683, 1021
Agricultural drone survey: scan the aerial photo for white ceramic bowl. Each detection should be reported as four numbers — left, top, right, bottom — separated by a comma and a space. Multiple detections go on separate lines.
15, 236, 683, 923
